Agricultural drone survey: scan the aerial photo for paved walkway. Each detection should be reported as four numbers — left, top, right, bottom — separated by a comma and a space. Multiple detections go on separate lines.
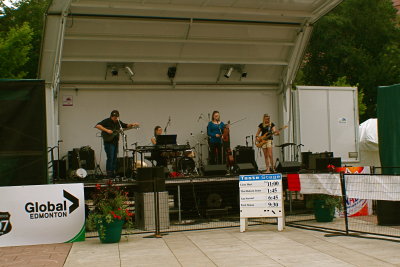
1, 225, 400, 266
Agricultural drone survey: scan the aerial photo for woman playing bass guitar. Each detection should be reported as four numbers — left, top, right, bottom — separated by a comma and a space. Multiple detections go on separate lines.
255, 114, 280, 173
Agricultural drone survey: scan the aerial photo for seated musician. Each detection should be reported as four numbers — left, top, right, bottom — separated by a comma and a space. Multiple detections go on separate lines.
150, 126, 167, 166
255, 114, 280, 173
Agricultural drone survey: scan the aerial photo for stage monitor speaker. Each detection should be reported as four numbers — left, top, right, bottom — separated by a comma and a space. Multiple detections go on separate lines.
136, 167, 165, 192
316, 157, 341, 172
235, 163, 256, 174
277, 161, 301, 173
203, 165, 226, 176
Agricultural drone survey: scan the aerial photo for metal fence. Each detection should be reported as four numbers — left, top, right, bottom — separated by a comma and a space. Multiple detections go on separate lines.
85, 173, 400, 242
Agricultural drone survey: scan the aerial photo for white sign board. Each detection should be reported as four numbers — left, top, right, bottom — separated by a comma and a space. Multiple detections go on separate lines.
0, 183, 85, 247
239, 174, 284, 232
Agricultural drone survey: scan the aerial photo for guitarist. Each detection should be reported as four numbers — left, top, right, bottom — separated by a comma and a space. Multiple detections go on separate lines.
95, 110, 139, 177
256, 114, 280, 173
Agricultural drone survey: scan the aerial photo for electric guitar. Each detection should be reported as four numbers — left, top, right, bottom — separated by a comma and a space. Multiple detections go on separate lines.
101, 125, 139, 142
255, 125, 288, 148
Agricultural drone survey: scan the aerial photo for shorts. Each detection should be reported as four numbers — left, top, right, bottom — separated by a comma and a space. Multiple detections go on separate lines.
261, 140, 273, 148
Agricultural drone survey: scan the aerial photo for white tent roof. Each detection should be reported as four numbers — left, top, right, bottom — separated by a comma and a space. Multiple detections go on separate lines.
359, 118, 379, 151
40, 0, 343, 91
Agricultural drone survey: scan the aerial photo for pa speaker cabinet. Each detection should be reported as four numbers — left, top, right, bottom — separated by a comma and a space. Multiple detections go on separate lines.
277, 161, 301, 173
234, 146, 258, 171
203, 165, 226, 176
117, 157, 133, 177
135, 191, 170, 230
235, 163, 256, 174
136, 167, 165, 192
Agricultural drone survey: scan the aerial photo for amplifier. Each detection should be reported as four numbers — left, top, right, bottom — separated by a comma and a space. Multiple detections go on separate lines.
308, 152, 334, 170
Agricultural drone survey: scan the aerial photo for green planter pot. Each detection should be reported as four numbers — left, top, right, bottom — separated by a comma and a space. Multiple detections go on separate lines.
98, 219, 124, 243
313, 199, 334, 222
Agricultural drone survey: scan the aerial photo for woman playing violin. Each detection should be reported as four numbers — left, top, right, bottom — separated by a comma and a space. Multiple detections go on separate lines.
256, 114, 280, 173
207, 111, 229, 165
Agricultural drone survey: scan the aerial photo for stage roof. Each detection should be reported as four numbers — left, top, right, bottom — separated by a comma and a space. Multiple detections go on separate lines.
40, 0, 343, 91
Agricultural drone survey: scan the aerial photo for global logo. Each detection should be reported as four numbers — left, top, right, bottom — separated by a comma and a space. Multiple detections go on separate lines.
0, 212, 12, 236
25, 190, 79, 220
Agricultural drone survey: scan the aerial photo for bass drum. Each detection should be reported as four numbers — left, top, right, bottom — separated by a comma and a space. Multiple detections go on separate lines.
177, 157, 196, 174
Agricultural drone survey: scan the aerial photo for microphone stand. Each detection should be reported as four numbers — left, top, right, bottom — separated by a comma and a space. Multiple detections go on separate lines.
164, 117, 171, 134
118, 119, 128, 179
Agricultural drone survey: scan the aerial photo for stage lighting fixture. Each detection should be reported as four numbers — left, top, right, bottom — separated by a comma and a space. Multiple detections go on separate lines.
111, 66, 118, 76
168, 66, 177, 79
224, 66, 234, 78
125, 66, 135, 79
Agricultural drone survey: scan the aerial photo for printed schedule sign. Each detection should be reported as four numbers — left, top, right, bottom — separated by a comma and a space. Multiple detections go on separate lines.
239, 174, 283, 219
0, 183, 85, 247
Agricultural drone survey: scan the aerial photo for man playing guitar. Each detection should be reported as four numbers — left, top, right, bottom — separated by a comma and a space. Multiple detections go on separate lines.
255, 114, 280, 173
95, 110, 139, 177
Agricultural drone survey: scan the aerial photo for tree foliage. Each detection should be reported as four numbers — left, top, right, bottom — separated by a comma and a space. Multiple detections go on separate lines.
297, 0, 400, 121
0, 22, 33, 79
0, 0, 50, 79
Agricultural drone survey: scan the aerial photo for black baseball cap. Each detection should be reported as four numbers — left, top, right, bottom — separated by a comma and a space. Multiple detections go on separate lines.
110, 110, 119, 117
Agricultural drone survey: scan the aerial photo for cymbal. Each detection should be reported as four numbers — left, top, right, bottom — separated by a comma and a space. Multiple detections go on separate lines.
276, 143, 296, 148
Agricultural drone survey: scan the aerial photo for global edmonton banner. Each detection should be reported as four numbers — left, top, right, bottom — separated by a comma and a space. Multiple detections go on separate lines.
0, 183, 85, 247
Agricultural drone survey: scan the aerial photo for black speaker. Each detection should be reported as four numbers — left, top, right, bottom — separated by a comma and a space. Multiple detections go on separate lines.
301, 152, 312, 169
235, 163, 256, 174
117, 157, 133, 177
53, 160, 66, 179
315, 157, 341, 171
234, 146, 258, 171
277, 161, 301, 173
136, 167, 165, 192
203, 165, 226, 176
377, 200, 400, 226
308, 152, 334, 170
79, 147, 95, 170
0, 80, 47, 186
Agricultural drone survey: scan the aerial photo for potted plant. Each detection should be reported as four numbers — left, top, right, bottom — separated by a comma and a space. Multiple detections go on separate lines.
86, 180, 134, 243
311, 194, 343, 222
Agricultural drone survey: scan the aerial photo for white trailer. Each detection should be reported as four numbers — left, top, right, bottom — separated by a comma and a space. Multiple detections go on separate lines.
294, 86, 360, 163
39, 0, 344, 172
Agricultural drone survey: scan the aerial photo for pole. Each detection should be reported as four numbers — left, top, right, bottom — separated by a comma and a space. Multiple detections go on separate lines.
340, 172, 349, 235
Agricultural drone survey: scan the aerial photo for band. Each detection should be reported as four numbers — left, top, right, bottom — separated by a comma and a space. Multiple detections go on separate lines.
94, 109, 280, 178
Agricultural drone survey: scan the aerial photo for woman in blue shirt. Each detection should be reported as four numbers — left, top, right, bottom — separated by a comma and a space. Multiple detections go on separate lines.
207, 111, 227, 165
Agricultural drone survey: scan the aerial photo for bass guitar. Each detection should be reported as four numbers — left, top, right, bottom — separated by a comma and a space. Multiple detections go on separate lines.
255, 125, 288, 148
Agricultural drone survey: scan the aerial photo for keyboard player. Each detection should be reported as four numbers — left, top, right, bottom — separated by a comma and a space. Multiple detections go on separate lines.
150, 126, 167, 166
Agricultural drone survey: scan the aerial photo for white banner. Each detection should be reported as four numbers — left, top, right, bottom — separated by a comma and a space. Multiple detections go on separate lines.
0, 183, 85, 247
299, 173, 341, 196
345, 175, 400, 201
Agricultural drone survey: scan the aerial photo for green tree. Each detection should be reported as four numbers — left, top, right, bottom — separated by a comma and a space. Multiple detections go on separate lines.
0, 0, 50, 78
297, 0, 400, 121
0, 22, 33, 79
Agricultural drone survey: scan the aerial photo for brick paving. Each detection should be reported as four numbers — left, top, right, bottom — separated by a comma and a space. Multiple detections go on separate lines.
0, 243, 72, 267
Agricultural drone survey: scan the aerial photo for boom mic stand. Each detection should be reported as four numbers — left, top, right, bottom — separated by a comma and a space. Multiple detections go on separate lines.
118, 119, 128, 180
